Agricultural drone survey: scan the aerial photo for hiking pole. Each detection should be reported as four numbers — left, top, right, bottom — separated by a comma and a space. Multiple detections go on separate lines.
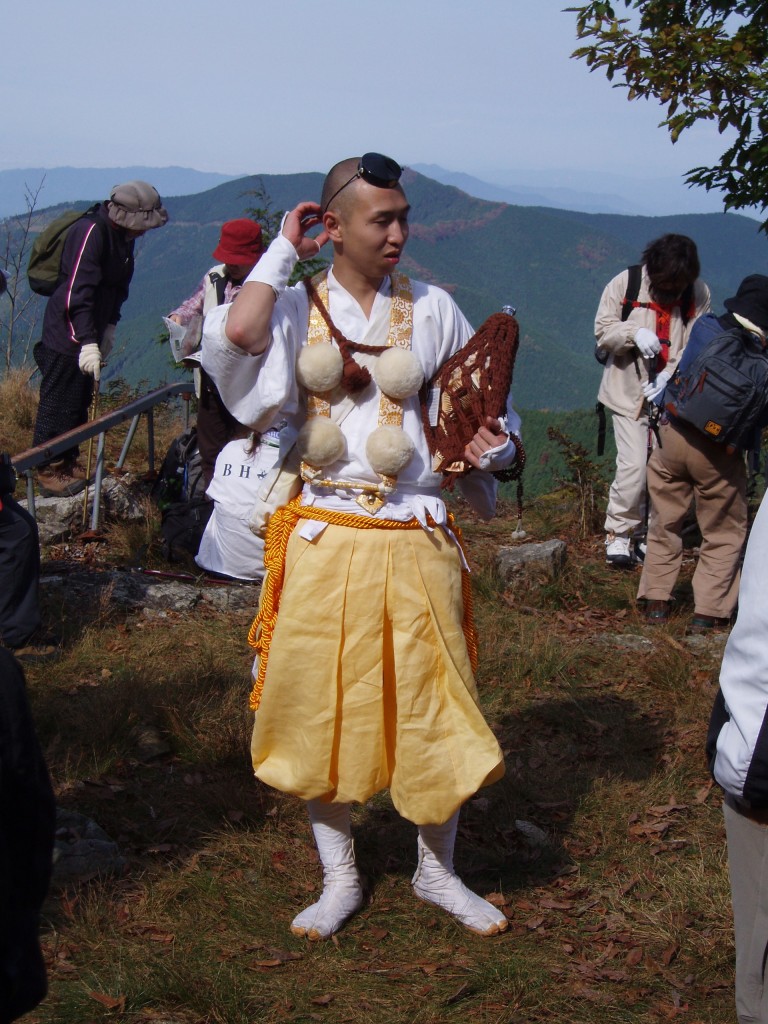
81, 381, 100, 528
638, 354, 659, 561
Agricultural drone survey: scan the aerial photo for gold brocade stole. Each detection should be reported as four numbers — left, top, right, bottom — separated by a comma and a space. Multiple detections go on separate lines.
305, 270, 414, 427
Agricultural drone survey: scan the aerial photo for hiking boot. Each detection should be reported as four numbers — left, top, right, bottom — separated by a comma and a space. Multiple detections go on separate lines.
3, 627, 62, 664
644, 599, 671, 624
686, 614, 731, 636
67, 458, 92, 482
605, 533, 636, 568
37, 460, 88, 497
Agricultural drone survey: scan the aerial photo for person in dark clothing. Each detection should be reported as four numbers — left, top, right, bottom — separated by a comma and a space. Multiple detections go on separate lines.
0, 456, 41, 651
32, 180, 168, 497
0, 648, 56, 1024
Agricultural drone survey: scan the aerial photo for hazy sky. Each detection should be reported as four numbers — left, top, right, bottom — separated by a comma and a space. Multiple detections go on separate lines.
2, 0, 731, 186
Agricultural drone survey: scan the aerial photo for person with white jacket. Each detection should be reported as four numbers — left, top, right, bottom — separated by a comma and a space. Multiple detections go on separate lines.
709, 490, 768, 1023
594, 235, 710, 567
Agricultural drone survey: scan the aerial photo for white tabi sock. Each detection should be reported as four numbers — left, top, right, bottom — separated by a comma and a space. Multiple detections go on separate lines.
290, 800, 363, 940
412, 811, 508, 936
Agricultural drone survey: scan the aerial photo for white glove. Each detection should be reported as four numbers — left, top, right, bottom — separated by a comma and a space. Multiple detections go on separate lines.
642, 370, 670, 403
79, 342, 102, 381
101, 324, 116, 359
634, 327, 661, 358
478, 434, 517, 472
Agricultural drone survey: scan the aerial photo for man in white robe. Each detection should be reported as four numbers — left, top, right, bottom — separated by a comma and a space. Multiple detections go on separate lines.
202, 154, 521, 940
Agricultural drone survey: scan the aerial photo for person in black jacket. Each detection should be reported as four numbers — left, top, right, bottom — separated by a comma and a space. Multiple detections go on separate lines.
32, 180, 168, 497
0, 649, 55, 1024
0, 455, 42, 652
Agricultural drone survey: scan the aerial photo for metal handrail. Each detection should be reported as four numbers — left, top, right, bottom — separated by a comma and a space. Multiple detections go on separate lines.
12, 381, 193, 529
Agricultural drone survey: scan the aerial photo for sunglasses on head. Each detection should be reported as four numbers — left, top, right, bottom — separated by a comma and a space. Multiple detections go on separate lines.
322, 152, 403, 214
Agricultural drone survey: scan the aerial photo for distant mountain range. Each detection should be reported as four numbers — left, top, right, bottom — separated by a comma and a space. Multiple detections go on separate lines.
3, 168, 767, 411
0, 166, 241, 220
411, 163, 757, 220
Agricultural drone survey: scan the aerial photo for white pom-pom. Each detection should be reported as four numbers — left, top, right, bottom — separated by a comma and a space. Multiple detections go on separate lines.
296, 345, 344, 393
366, 426, 415, 476
296, 417, 346, 468
373, 347, 424, 400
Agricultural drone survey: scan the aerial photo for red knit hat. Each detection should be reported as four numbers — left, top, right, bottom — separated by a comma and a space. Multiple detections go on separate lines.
212, 219, 264, 264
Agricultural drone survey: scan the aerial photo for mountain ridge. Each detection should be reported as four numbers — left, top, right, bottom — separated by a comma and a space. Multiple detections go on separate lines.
4, 169, 767, 412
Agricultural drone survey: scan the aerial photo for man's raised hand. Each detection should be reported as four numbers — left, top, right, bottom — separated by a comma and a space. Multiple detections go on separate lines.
282, 202, 328, 260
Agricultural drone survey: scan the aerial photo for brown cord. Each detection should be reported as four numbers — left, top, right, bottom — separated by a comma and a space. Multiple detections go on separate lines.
304, 277, 386, 393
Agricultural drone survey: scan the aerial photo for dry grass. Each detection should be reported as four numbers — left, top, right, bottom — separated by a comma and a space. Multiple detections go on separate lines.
3, 377, 739, 1023
0, 366, 39, 452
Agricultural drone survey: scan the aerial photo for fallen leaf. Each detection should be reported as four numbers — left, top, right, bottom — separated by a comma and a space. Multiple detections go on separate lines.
310, 994, 333, 1006
661, 943, 679, 966
89, 991, 126, 1010
445, 982, 471, 1005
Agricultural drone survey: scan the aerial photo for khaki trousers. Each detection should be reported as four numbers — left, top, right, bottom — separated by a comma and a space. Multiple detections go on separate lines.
637, 422, 747, 618
604, 411, 651, 537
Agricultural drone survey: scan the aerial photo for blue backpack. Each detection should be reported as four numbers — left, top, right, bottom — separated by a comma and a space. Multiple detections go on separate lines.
663, 313, 768, 450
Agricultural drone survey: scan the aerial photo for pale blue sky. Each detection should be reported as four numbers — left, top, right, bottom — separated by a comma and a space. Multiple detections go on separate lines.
2, 0, 731, 188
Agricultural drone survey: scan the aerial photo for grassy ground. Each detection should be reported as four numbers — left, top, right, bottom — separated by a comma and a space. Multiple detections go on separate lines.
4, 375, 738, 1024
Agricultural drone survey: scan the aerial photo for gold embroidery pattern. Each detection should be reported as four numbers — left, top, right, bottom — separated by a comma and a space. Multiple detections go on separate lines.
379, 273, 413, 425
305, 270, 332, 419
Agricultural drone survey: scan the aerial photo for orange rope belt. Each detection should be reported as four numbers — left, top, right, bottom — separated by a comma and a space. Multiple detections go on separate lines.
247, 496, 478, 710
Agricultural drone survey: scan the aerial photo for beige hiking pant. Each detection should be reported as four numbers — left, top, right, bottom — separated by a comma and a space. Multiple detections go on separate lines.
604, 411, 651, 537
637, 421, 747, 618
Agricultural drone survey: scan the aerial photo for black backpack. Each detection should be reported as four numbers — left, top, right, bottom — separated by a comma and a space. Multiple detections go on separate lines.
152, 428, 212, 561
663, 313, 768, 450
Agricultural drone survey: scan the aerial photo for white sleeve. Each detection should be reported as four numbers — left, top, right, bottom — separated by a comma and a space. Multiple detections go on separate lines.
201, 291, 304, 433
713, 495, 768, 801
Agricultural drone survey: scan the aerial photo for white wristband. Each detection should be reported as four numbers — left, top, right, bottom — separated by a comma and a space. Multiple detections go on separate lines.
244, 233, 298, 297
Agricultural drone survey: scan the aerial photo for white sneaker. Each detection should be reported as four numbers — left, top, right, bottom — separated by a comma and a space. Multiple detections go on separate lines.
605, 534, 635, 568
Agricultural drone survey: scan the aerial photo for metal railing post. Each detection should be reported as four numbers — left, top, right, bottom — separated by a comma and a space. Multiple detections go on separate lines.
116, 414, 142, 469
146, 409, 155, 475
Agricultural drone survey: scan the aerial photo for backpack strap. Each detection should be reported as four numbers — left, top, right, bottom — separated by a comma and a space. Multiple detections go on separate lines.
209, 271, 228, 306
620, 265, 642, 323
595, 401, 607, 456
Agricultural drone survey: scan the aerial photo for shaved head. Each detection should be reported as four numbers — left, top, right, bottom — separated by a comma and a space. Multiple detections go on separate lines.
321, 157, 362, 219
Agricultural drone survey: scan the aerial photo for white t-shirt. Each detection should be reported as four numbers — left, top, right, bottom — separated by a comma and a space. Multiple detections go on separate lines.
195, 435, 281, 580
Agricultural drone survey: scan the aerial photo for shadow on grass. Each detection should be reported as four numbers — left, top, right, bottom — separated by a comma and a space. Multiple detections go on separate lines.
352, 691, 663, 900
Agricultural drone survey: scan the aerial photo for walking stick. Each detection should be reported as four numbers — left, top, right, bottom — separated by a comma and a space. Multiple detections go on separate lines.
638, 355, 661, 560
81, 382, 100, 528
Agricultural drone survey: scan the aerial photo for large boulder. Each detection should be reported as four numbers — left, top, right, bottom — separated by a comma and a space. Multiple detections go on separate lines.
21, 477, 145, 544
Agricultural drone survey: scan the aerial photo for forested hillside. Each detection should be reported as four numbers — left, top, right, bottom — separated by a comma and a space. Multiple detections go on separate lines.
4, 168, 767, 416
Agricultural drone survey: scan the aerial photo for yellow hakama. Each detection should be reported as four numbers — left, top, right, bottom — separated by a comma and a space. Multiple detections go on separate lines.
249, 518, 504, 825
